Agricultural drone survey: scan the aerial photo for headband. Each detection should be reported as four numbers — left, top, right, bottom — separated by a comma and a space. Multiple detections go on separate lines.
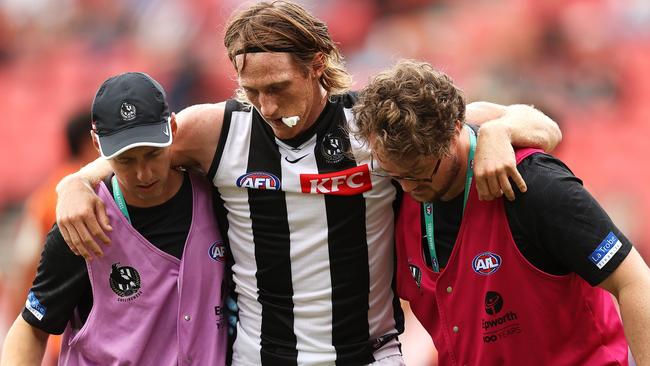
233, 46, 297, 56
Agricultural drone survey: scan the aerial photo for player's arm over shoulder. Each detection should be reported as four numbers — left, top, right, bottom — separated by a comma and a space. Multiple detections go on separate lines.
466, 101, 561, 153
171, 102, 225, 173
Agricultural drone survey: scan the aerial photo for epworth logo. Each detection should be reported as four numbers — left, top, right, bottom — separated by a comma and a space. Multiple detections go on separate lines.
300, 165, 372, 195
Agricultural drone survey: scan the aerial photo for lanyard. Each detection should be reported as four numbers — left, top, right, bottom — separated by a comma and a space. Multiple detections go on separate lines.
111, 175, 131, 224
423, 126, 476, 272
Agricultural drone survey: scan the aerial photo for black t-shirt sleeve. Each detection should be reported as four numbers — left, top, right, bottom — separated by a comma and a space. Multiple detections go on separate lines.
504, 153, 632, 286
21, 224, 91, 335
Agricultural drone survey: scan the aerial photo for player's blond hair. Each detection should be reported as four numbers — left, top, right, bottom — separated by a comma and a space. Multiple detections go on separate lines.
224, 1, 352, 100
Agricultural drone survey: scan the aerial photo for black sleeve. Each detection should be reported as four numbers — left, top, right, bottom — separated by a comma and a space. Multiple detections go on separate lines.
21, 224, 92, 335
504, 153, 632, 286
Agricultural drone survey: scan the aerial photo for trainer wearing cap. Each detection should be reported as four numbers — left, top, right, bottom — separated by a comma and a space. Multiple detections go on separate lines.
92, 72, 173, 159
1, 72, 229, 366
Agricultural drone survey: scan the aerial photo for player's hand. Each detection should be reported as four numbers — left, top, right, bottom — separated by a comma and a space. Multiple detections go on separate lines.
473, 122, 527, 201
56, 175, 112, 260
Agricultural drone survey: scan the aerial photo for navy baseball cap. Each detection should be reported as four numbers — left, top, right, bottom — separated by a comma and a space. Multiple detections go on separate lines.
91, 72, 171, 159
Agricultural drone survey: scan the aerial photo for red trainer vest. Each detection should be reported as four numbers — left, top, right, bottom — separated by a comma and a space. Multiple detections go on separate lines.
396, 148, 628, 366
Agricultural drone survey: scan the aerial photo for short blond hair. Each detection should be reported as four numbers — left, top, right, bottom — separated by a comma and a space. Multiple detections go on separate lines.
353, 60, 466, 162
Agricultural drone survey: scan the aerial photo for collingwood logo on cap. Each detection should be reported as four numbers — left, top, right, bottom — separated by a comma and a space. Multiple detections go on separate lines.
120, 102, 137, 121
92, 72, 171, 159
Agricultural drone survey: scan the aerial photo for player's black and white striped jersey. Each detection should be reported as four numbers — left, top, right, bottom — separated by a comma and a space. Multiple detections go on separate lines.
207, 93, 404, 365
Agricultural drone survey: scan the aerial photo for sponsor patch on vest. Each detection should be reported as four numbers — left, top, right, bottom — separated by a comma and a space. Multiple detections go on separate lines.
484, 291, 503, 315
25, 291, 46, 321
215, 305, 226, 330
300, 165, 372, 195
209, 240, 226, 262
109, 263, 142, 301
472, 252, 502, 275
409, 264, 422, 288
589, 232, 622, 269
481, 291, 522, 343
236, 172, 281, 191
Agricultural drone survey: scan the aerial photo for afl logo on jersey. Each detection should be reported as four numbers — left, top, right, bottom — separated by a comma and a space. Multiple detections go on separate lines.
472, 252, 502, 275
209, 241, 226, 262
109, 263, 142, 299
236, 172, 281, 190
120, 102, 137, 121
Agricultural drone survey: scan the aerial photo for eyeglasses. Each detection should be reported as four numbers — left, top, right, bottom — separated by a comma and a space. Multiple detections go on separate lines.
370, 155, 442, 183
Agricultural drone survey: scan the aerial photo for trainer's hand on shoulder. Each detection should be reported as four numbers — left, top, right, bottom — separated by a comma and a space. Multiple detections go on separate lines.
56, 174, 112, 260
473, 122, 527, 201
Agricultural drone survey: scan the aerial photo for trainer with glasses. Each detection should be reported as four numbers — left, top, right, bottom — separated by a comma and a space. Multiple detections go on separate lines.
353, 59, 650, 366
1, 72, 228, 366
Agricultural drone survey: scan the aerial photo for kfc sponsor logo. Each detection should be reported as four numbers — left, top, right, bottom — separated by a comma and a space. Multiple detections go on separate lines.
300, 165, 372, 195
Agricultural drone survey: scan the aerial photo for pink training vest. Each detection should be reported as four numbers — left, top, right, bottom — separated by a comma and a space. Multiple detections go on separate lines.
396, 148, 628, 366
59, 173, 228, 366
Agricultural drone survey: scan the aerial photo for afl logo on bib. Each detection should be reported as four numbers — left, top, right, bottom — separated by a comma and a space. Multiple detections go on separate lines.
472, 252, 502, 275
209, 241, 226, 262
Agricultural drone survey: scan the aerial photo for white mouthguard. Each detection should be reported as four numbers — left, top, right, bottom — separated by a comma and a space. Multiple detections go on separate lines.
281, 116, 300, 127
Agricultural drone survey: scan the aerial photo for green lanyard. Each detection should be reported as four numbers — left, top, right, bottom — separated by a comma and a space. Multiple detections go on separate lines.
111, 175, 131, 224
423, 126, 476, 272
